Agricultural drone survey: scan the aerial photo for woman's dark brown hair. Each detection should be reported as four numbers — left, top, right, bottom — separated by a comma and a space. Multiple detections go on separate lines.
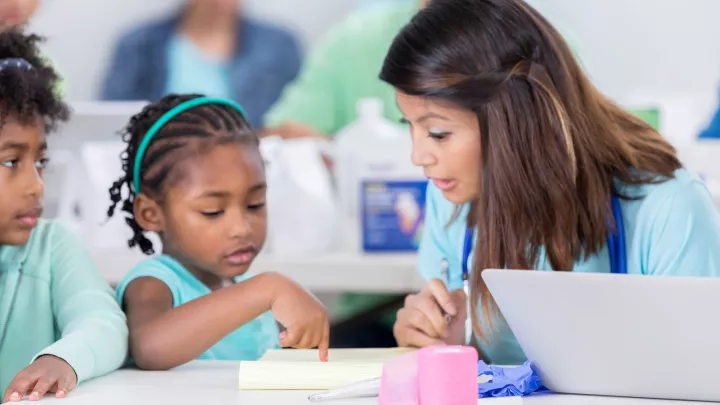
380, 0, 681, 343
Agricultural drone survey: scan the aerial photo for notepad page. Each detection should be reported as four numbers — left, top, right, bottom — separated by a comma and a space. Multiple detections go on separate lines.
238, 348, 416, 390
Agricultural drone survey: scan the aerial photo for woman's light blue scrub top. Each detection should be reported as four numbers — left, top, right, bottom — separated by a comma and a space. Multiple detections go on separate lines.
417, 168, 720, 365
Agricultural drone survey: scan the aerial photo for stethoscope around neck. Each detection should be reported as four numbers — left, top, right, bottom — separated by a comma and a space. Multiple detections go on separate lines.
446, 194, 627, 346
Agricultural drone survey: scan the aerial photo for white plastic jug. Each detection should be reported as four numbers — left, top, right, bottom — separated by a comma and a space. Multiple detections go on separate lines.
333, 98, 427, 252
262, 136, 337, 256
334, 98, 422, 217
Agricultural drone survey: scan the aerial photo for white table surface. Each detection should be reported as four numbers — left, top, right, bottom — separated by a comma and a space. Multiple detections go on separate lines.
17, 361, 714, 405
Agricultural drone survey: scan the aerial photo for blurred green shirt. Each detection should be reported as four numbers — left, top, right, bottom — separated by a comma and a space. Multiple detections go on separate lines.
264, 1, 416, 134
265, 1, 584, 136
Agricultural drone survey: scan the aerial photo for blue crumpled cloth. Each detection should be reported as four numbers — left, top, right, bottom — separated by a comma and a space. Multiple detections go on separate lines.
477, 361, 549, 398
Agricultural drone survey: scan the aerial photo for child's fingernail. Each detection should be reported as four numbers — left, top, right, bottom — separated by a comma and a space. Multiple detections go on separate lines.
10, 392, 20, 400
57, 390, 66, 398
31, 391, 39, 399
279, 331, 287, 339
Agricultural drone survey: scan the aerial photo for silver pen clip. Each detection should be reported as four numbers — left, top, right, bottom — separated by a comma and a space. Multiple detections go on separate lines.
441, 258, 450, 285
440, 259, 452, 325
463, 276, 472, 346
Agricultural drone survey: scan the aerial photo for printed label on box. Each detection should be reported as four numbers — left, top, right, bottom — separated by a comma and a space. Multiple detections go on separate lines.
361, 180, 428, 252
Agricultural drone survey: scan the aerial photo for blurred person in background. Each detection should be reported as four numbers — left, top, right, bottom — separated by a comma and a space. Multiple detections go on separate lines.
263, 0, 576, 139
262, 0, 422, 139
0, 0, 38, 30
99, 0, 301, 129
0, 0, 64, 93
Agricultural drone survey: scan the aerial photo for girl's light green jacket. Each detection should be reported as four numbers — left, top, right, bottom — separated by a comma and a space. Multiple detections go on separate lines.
0, 220, 128, 394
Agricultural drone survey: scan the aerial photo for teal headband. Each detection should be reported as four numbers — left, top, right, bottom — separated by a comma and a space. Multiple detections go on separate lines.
132, 97, 247, 194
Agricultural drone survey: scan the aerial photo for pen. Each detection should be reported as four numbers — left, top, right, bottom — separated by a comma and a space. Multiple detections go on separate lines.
440, 259, 452, 325
463, 272, 472, 346
308, 377, 381, 402
441, 258, 450, 286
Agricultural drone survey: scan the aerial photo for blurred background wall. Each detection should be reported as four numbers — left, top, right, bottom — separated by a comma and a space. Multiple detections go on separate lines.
28, 0, 720, 117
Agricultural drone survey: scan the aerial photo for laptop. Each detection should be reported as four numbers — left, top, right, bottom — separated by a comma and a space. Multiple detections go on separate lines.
482, 269, 720, 402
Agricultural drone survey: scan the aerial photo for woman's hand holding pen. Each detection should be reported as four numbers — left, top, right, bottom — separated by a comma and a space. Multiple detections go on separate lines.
394, 279, 467, 347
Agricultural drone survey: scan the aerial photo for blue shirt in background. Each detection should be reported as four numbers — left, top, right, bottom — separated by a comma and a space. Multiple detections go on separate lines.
100, 14, 302, 128
115, 255, 279, 361
166, 35, 232, 100
417, 168, 720, 365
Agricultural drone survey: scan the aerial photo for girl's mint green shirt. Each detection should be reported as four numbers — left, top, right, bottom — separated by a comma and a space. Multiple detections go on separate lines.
0, 220, 128, 394
116, 254, 279, 361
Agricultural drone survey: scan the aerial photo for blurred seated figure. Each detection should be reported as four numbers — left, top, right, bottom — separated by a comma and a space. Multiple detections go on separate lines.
100, 0, 301, 128
0, 0, 65, 93
262, 0, 579, 140
262, 0, 421, 139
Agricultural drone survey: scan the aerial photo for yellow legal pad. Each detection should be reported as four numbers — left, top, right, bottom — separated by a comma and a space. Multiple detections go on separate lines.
238, 348, 415, 390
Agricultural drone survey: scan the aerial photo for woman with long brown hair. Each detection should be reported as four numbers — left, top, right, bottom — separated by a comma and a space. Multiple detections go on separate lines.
386, 0, 720, 364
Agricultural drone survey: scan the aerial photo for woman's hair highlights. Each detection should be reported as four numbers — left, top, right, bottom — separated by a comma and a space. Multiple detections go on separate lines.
380, 0, 681, 348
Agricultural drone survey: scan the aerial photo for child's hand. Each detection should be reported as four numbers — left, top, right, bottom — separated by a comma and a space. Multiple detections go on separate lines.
3, 355, 77, 402
270, 274, 330, 361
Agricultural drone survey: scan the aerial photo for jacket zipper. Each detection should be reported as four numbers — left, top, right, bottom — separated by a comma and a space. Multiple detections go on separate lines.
0, 267, 23, 355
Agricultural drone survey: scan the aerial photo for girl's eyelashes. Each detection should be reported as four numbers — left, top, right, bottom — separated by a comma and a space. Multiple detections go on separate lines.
0, 156, 50, 170
248, 202, 266, 211
200, 202, 265, 217
201, 210, 224, 218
